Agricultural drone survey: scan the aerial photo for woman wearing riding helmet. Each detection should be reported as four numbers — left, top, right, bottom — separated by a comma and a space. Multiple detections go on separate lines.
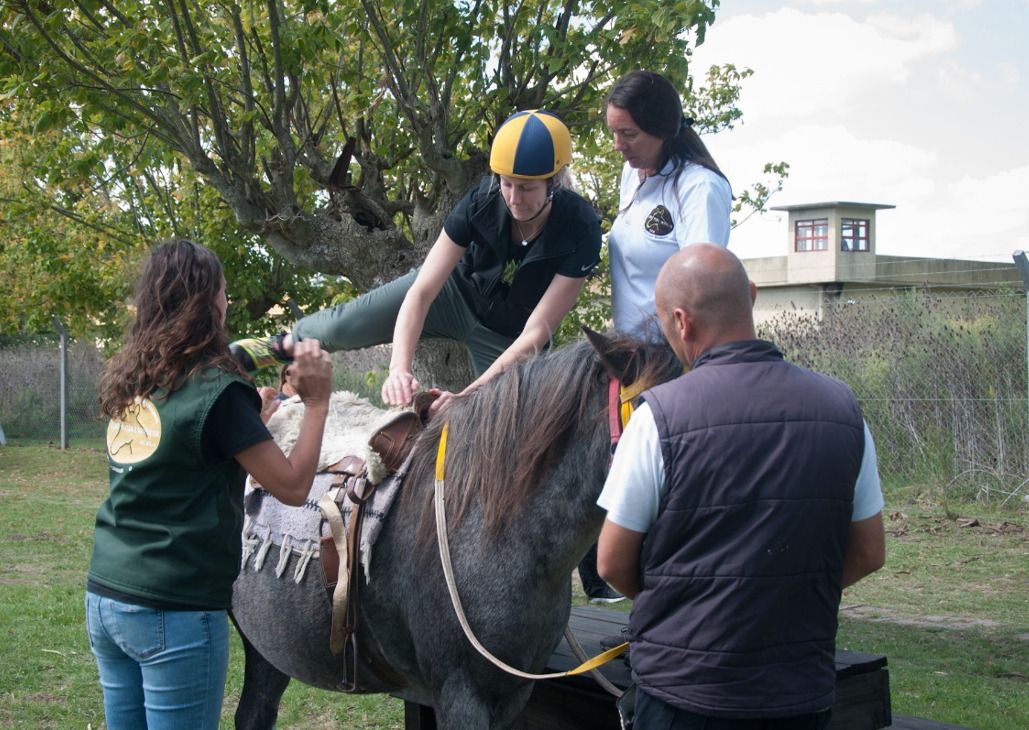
232, 110, 601, 414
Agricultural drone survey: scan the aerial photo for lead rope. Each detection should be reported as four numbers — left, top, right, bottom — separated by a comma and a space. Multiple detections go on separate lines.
433, 422, 628, 689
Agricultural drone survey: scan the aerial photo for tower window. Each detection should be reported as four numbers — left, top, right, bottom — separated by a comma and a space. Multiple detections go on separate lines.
796, 219, 828, 252
841, 218, 870, 251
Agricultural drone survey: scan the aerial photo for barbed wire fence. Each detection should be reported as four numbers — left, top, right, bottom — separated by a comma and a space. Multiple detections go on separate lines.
2, 282, 1027, 506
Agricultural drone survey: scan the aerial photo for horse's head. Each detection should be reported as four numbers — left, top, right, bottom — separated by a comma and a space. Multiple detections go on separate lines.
582, 326, 683, 396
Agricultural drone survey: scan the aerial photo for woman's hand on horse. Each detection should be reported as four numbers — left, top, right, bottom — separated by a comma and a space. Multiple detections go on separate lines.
382, 369, 421, 407
291, 340, 333, 406
257, 386, 280, 423
428, 390, 458, 418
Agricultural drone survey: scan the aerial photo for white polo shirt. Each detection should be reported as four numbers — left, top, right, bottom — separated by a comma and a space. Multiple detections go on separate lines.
608, 160, 732, 336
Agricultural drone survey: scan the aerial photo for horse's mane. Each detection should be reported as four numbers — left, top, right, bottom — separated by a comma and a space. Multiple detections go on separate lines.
404, 333, 681, 540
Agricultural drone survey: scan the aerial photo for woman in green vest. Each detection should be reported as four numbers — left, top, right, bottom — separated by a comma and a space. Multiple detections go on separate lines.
85, 239, 332, 729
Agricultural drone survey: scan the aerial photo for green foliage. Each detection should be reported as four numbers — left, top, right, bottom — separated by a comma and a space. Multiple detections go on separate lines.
0, 0, 768, 353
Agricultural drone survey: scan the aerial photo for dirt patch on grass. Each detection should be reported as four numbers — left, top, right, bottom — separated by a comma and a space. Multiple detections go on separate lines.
884, 511, 1027, 539
840, 603, 1023, 634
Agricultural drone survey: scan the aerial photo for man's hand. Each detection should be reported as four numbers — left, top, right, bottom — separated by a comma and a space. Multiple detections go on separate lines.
257, 386, 280, 423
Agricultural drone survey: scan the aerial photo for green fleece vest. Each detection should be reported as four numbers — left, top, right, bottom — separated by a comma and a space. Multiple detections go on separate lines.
88, 368, 256, 609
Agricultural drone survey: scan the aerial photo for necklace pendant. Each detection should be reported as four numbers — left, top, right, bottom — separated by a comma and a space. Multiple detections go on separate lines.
521, 239, 529, 246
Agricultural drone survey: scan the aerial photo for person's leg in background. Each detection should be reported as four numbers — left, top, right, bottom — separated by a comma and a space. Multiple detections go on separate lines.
291, 270, 419, 352
232, 270, 421, 372
579, 543, 625, 604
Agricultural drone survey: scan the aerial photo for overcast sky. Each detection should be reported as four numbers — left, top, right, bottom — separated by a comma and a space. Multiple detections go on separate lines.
690, 0, 1028, 263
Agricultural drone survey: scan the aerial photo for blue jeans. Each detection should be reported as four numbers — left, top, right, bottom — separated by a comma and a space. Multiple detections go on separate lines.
635, 689, 832, 730
85, 592, 229, 730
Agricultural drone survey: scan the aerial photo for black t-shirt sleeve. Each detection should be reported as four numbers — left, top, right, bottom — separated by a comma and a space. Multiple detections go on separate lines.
202, 382, 272, 464
553, 195, 603, 278
442, 184, 481, 247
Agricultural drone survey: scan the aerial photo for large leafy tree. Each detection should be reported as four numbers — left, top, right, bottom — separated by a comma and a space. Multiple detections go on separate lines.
0, 0, 776, 380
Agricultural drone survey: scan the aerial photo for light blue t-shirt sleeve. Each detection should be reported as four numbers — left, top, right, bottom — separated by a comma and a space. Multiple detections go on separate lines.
597, 402, 665, 533
853, 421, 885, 521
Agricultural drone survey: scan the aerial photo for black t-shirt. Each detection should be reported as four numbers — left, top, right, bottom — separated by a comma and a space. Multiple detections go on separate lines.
201, 381, 273, 464
443, 177, 602, 337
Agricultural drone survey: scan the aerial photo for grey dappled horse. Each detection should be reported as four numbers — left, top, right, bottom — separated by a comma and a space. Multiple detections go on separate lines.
231, 332, 681, 729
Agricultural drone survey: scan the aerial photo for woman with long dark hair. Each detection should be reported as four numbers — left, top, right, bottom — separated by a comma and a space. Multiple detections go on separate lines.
605, 70, 733, 335
86, 239, 332, 728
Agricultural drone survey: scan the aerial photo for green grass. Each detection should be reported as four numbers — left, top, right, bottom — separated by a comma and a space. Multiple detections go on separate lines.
1, 442, 1026, 728
0, 442, 402, 728
836, 496, 1029, 729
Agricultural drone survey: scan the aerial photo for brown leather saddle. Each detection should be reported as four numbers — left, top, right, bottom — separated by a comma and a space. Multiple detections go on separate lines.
317, 392, 437, 688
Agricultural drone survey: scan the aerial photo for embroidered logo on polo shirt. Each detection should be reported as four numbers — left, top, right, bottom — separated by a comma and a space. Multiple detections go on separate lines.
645, 205, 674, 236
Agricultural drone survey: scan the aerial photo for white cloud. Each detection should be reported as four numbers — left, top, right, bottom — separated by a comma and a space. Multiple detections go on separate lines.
997, 62, 1020, 87
699, 3, 1027, 264
695, 9, 958, 124
935, 60, 984, 102
714, 123, 937, 206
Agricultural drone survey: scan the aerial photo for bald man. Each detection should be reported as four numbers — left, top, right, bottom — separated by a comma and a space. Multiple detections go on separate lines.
597, 244, 886, 729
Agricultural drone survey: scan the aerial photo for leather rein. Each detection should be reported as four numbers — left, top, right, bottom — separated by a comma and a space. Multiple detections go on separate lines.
432, 376, 644, 696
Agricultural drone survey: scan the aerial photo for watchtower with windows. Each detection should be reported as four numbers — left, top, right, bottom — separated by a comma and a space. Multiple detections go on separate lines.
769, 201, 895, 284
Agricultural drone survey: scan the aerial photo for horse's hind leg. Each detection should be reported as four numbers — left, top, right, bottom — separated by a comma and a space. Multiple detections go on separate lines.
232, 617, 291, 730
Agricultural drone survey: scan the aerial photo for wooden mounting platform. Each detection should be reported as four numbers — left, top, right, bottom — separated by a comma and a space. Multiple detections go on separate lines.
401, 605, 919, 729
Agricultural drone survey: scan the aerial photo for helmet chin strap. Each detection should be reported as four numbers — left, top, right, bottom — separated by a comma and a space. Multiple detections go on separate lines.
508, 198, 552, 224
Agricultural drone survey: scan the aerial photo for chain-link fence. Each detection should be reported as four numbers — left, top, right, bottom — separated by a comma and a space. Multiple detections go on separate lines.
0, 337, 391, 446
0, 335, 106, 443
3, 287, 1028, 504
758, 287, 1028, 504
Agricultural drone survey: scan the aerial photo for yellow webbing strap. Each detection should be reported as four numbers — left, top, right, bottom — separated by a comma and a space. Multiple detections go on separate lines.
618, 381, 647, 430
568, 641, 629, 675
435, 421, 449, 481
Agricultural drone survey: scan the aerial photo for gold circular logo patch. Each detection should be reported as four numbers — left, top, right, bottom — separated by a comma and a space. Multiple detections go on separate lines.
107, 398, 162, 464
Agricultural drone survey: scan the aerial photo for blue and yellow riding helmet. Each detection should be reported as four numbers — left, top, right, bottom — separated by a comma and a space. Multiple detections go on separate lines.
489, 110, 572, 180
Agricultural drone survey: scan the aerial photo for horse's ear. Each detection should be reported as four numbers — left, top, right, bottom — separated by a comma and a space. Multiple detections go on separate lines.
582, 326, 635, 382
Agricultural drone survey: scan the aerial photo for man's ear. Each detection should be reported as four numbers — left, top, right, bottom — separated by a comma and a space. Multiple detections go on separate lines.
672, 307, 693, 342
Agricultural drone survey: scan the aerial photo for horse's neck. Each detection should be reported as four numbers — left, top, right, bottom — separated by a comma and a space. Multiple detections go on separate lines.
520, 435, 610, 577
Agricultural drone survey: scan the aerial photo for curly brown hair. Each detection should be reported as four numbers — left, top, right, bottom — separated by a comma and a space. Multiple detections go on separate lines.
98, 239, 248, 419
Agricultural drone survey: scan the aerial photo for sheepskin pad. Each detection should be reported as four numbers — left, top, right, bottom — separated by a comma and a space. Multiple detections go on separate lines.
241, 391, 411, 583
265, 390, 402, 485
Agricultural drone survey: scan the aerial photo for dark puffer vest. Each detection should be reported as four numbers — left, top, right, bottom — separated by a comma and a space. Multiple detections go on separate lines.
630, 340, 865, 718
